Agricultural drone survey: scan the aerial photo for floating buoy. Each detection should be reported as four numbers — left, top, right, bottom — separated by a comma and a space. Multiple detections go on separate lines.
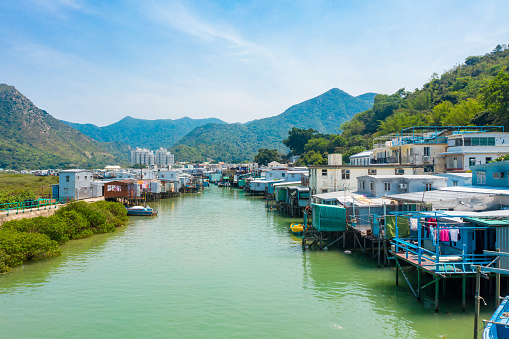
344, 250, 352, 254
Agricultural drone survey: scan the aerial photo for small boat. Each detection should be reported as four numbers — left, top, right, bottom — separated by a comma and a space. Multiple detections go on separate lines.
483, 296, 509, 339
126, 206, 158, 216
290, 223, 304, 235
218, 182, 230, 187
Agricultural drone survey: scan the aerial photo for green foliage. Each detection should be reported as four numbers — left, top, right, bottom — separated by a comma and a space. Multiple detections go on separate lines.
0, 229, 60, 267
481, 71, 509, 129
283, 127, 320, 155
0, 84, 129, 170
63, 116, 225, 151
491, 154, 509, 162
0, 248, 9, 273
0, 200, 128, 273
302, 151, 326, 166
0, 173, 58, 204
172, 89, 376, 163
336, 45, 509, 159
254, 149, 282, 166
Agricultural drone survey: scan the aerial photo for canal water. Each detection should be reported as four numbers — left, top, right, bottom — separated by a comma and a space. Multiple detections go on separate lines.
0, 186, 492, 338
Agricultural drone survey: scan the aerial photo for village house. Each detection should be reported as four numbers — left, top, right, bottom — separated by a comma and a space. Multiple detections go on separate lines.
58, 169, 94, 201
356, 174, 448, 198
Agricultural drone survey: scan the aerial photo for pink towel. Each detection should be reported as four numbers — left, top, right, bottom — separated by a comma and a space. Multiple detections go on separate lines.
440, 229, 450, 242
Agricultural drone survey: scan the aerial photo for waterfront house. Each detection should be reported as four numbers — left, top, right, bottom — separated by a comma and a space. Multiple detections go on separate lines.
58, 169, 93, 201
356, 175, 447, 198
104, 180, 130, 199
436, 172, 472, 187
309, 155, 419, 196
470, 160, 509, 187
441, 131, 509, 171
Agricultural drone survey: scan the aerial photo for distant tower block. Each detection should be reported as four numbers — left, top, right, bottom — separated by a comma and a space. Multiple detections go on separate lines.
131, 147, 174, 166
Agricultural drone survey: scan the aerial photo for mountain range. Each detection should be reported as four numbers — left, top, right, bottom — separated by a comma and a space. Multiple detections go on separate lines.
62, 116, 225, 150
0, 84, 129, 169
65, 88, 376, 163
172, 89, 376, 162
0, 84, 375, 168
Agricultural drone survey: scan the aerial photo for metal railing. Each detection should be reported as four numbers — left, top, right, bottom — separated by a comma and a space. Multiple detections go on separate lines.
0, 198, 59, 215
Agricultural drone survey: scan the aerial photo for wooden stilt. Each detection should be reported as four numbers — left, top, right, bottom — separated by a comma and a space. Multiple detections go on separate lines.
435, 276, 440, 312
462, 274, 467, 311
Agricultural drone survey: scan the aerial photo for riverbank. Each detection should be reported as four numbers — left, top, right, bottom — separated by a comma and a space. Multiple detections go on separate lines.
0, 199, 126, 273
0, 186, 493, 338
0, 197, 105, 224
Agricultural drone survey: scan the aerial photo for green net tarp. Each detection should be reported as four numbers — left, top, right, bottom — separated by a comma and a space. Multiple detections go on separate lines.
385, 216, 410, 238
312, 204, 346, 232
276, 188, 287, 202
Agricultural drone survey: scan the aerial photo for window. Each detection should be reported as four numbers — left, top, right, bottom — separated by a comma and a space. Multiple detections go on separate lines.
85, 176, 87, 180
486, 157, 492, 163
341, 169, 350, 180
477, 171, 486, 184
321, 169, 327, 176
63, 188, 68, 194
455, 139, 463, 146
425, 183, 432, 191
488, 137, 495, 146
424, 147, 430, 157
464, 138, 472, 146
282, 173, 285, 177
469, 157, 476, 167
452, 180, 458, 187
368, 169, 377, 175
370, 182, 374, 191
66, 176, 70, 182
384, 182, 391, 191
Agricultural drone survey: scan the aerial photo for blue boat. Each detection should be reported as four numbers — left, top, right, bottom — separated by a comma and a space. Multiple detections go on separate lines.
484, 296, 509, 339
126, 206, 158, 216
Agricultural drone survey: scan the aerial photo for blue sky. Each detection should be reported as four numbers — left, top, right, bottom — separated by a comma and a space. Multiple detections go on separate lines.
1, 0, 508, 126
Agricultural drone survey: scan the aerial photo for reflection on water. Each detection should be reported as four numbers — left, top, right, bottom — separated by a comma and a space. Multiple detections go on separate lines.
0, 186, 492, 338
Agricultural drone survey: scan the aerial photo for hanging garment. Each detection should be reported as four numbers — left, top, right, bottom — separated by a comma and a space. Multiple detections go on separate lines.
430, 226, 436, 245
440, 228, 450, 242
450, 228, 460, 242
410, 218, 418, 231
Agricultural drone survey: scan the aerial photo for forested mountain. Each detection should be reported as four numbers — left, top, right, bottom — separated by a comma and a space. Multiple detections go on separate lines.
291, 44, 509, 165
171, 89, 376, 162
0, 84, 129, 169
63, 116, 225, 150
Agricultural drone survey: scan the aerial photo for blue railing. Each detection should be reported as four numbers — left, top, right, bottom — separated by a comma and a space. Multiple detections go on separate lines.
0, 198, 59, 215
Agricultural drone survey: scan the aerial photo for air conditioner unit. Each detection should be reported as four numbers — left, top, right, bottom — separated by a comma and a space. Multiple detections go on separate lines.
398, 183, 408, 189
423, 156, 430, 162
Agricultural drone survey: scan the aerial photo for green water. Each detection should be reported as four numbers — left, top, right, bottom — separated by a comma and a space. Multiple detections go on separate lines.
0, 186, 493, 338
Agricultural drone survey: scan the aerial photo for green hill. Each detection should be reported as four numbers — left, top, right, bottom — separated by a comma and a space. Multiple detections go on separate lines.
293, 44, 509, 166
340, 45, 509, 145
63, 116, 226, 150
0, 84, 129, 170
172, 89, 376, 162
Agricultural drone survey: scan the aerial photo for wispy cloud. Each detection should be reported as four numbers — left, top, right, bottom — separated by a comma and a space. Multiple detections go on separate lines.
144, 1, 277, 64
31, 0, 83, 12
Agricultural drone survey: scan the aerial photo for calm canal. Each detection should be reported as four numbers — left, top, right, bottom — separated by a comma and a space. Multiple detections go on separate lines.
0, 186, 492, 338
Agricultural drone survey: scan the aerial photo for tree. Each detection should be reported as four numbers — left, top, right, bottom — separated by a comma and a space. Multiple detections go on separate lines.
481, 71, 509, 129
254, 149, 281, 166
283, 127, 319, 155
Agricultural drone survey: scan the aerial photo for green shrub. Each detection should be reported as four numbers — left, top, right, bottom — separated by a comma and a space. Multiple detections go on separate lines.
0, 230, 60, 267
0, 248, 9, 273
55, 210, 92, 239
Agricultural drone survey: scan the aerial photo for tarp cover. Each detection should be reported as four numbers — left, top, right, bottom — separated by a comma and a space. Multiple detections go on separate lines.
385, 216, 410, 238
312, 204, 347, 231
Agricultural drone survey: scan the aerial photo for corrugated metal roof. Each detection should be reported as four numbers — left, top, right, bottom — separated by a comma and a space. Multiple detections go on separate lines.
463, 217, 509, 226
387, 190, 494, 203
439, 186, 509, 196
